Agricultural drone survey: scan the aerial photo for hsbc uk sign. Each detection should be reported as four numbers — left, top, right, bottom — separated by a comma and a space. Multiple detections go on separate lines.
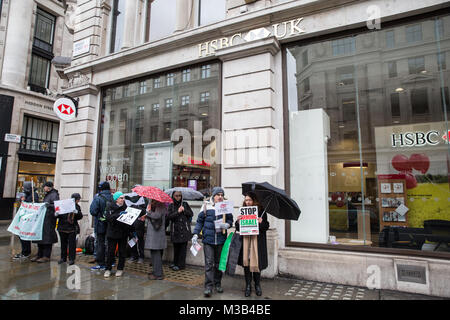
198, 17, 305, 57
391, 130, 450, 147
53, 97, 77, 121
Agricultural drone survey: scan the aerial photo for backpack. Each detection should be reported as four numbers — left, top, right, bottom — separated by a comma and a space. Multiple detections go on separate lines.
84, 235, 95, 255
98, 194, 111, 222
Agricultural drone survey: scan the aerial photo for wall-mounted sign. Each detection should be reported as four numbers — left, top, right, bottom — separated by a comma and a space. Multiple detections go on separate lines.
73, 38, 90, 57
198, 17, 305, 57
4, 133, 21, 143
53, 98, 76, 121
391, 131, 441, 147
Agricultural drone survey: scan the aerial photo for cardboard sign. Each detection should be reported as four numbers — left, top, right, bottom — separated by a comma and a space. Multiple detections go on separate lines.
117, 206, 141, 226
239, 206, 259, 235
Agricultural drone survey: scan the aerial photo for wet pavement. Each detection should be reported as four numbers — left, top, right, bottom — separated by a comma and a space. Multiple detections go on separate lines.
0, 239, 446, 301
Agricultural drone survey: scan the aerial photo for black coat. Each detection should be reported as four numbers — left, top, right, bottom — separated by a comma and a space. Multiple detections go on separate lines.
167, 197, 193, 243
105, 202, 130, 239
34, 188, 59, 245
234, 207, 269, 271
57, 203, 83, 234
24, 191, 39, 203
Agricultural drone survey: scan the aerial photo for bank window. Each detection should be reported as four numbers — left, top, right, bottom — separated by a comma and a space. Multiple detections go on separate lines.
21, 115, 59, 154
29, 8, 55, 94
181, 95, 190, 107
165, 98, 173, 110
201, 65, 211, 79
408, 56, 425, 74
152, 103, 160, 115
110, 0, 125, 53
182, 69, 191, 82
406, 24, 422, 43
303, 77, 310, 92
388, 61, 397, 78
150, 126, 158, 141
332, 37, 355, 56
391, 93, 400, 117
123, 85, 129, 97
286, 13, 450, 257
200, 92, 210, 103
199, 0, 226, 26
386, 30, 395, 48
154, 78, 161, 88
167, 73, 175, 86
411, 88, 429, 115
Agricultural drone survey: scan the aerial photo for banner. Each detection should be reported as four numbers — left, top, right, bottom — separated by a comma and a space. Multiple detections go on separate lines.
239, 206, 259, 235
7, 202, 47, 241
54, 198, 76, 215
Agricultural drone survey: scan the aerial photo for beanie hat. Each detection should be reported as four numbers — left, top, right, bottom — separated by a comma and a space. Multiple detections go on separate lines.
43, 181, 54, 188
113, 191, 124, 201
98, 181, 111, 191
71, 193, 81, 201
211, 187, 225, 199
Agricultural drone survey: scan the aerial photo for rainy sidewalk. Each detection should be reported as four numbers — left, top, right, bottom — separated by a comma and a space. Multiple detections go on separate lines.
0, 241, 445, 301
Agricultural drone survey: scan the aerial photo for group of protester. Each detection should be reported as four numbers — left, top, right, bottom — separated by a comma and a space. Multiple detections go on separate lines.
13, 180, 269, 298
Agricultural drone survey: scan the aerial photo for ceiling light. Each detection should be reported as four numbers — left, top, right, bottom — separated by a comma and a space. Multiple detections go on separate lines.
395, 87, 404, 92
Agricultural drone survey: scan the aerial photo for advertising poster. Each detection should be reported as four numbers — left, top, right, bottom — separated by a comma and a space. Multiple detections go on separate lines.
142, 141, 173, 190
374, 122, 450, 227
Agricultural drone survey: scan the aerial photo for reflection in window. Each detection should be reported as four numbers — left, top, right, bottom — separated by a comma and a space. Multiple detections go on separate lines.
139, 81, 147, 94
182, 69, 191, 82
149, 0, 177, 42
181, 95, 190, 107
435, 19, 444, 39
411, 88, 429, 115
200, 92, 210, 103
388, 61, 397, 78
201, 65, 211, 79
332, 37, 355, 56
199, 0, 226, 26
154, 78, 161, 88
342, 99, 356, 121
406, 24, 422, 43
437, 52, 446, 70
390, 93, 400, 117
110, 0, 125, 53
386, 30, 395, 48
337, 66, 354, 86
408, 56, 425, 74
167, 73, 175, 86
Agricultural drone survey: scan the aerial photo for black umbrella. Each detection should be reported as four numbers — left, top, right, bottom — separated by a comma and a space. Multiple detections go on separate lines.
242, 181, 301, 220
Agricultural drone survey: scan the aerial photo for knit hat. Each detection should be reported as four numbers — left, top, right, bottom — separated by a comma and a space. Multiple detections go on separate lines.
113, 191, 124, 201
98, 181, 111, 191
43, 181, 54, 188
71, 193, 81, 201
211, 187, 225, 199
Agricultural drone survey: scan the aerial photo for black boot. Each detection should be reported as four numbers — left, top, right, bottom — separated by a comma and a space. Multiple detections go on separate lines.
253, 272, 262, 296
244, 267, 252, 297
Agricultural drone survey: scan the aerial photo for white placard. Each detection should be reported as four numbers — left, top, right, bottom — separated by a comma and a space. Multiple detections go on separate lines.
380, 183, 391, 193
54, 198, 76, 215
214, 201, 234, 216
117, 206, 141, 226
395, 204, 409, 216
393, 183, 404, 193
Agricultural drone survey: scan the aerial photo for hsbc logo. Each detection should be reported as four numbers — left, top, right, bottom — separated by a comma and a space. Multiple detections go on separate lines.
391, 130, 446, 147
53, 97, 77, 121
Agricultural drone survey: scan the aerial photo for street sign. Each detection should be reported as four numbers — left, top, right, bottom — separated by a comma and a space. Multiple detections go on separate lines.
53, 97, 76, 121
4, 133, 21, 143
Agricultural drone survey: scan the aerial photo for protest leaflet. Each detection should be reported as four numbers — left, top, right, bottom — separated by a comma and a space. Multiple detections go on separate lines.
7, 202, 47, 241
54, 198, 76, 215
239, 206, 259, 235
117, 206, 141, 226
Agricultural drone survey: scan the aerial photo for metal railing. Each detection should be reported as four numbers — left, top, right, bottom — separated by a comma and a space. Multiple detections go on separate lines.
20, 137, 58, 155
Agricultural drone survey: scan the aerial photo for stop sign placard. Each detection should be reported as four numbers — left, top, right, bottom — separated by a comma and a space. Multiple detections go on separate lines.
53, 98, 76, 121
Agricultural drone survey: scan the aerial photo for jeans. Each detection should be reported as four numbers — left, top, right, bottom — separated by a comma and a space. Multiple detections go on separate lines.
106, 237, 127, 271
20, 238, 31, 256
96, 233, 107, 266
173, 242, 187, 269
37, 244, 52, 258
59, 231, 77, 262
150, 249, 164, 277
203, 243, 223, 290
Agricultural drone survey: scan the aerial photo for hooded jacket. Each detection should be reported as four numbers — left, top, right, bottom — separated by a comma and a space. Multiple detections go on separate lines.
57, 203, 83, 234
167, 194, 193, 243
89, 190, 113, 234
23, 182, 39, 203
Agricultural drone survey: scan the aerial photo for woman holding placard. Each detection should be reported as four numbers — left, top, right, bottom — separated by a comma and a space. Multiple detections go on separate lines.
235, 191, 269, 297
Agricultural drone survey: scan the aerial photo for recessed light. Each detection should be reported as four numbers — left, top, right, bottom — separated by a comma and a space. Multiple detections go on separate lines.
395, 87, 404, 92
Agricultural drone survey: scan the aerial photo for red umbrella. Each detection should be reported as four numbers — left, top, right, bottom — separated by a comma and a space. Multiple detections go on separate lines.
132, 186, 173, 204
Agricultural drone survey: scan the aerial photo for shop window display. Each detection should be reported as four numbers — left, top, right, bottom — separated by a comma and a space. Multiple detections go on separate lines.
286, 14, 450, 254
98, 63, 221, 197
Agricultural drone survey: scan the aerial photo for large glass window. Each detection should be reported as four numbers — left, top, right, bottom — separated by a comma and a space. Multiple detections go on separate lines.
286, 14, 450, 256
98, 63, 221, 195
148, 0, 177, 42
110, 0, 125, 53
199, 0, 226, 26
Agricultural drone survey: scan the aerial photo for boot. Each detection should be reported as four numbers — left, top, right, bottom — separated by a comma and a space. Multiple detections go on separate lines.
253, 272, 262, 296
244, 267, 252, 297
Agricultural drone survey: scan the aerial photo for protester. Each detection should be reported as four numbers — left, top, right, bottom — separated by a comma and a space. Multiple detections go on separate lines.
31, 181, 59, 263
57, 193, 83, 265
192, 187, 233, 297
13, 181, 39, 261
89, 181, 112, 271
235, 191, 269, 297
126, 194, 147, 264
104, 192, 129, 278
145, 199, 168, 280
167, 191, 193, 271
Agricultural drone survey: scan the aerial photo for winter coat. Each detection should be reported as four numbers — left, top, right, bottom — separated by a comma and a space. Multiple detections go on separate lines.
167, 194, 193, 243
34, 188, 59, 245
24, 191, 39, 203
57, 203, 83, 234
89, 190, 113, 234
193, 199, 233, 246
105, 202, 130, 239
234, 207, 269, 271
144, 203, 168, 250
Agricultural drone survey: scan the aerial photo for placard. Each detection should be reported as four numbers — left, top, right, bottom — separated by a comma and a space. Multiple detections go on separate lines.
7, 202, 47, 241
239, 206, 259, 235
117, 206, 141, 226
54, 198, 76, 215
215, 201, 234, 216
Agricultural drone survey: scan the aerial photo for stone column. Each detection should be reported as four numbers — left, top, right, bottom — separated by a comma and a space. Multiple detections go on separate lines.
216, 37, 285, 278
2, 1, 34, 88
121, 0, 138, 49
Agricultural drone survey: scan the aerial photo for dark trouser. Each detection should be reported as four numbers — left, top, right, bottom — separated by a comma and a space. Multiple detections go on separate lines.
203, 243, 223, 290
96, 233, 107, 266
106, 237, 127, 271
37, 244, 52, 258
173, 242, 187, 269
150, 249, 164, 277
20, 238, 31, 256
244, 266, 261, 286
59, 231, 77, 262
130, 229, 145, 259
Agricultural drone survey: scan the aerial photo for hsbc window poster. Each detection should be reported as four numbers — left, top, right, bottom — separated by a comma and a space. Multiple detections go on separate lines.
374, 122, 450, 228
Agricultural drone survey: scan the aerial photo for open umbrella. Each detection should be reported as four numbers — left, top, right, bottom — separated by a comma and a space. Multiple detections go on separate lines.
132, 186, 173, 204
241, 181, 301, 220
164, 187, 204, 200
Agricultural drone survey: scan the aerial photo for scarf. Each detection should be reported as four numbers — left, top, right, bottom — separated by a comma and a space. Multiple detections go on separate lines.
243, 235, 259, 273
